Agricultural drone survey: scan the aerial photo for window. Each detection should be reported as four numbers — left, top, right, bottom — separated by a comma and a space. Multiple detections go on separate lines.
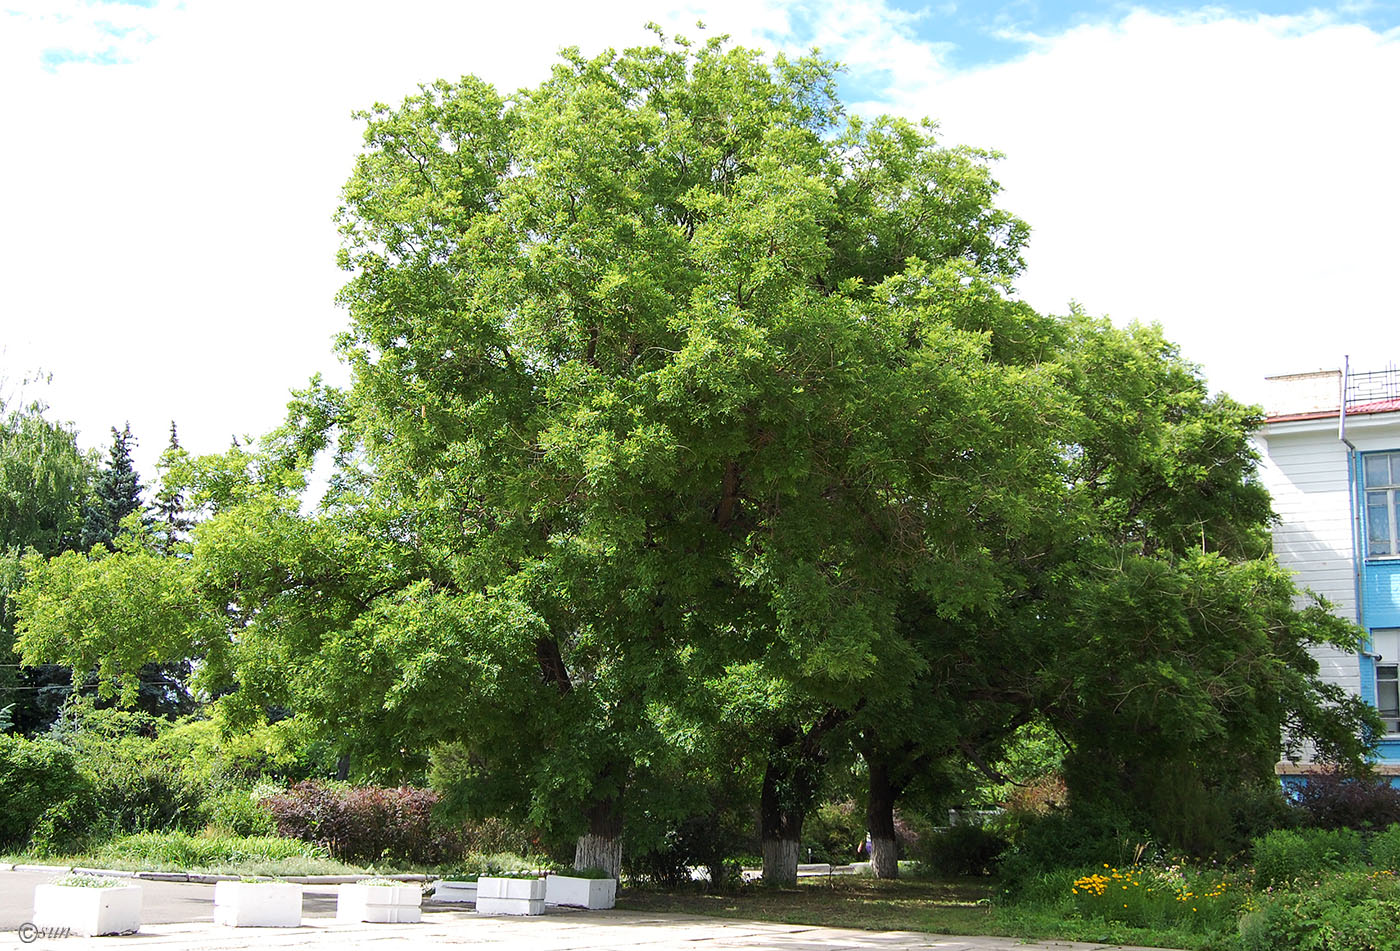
1364, 452, 1400, 557
1375, 629, 1400, 735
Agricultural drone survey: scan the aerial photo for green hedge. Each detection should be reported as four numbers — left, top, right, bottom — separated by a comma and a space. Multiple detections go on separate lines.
1238, 867, 1400, 951
0, 734, 98, 853
1252, 828, 1365, 889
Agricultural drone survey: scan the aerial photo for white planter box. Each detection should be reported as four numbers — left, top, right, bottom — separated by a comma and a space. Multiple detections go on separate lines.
214, 881, 303, 927
336, 883, 422, 924
476, 876, 545, 916
545, 874, 616, 909
33, 882, 142, 936
431, 880, 478, 903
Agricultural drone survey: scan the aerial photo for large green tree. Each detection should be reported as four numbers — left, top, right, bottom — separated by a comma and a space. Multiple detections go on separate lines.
852, 315, 1377, 868
318, 30, 1072, 880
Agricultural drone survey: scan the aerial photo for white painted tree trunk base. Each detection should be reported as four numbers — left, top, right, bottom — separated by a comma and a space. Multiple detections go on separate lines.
870, 835, 899, 879
761, 838, 800, 885
574, 832, 622, 879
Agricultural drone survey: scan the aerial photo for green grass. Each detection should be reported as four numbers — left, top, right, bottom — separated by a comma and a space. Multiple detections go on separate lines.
5, 831, 371, 877
616, 876, 1212, 950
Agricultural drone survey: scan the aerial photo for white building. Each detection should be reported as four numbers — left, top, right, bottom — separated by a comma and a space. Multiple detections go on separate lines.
1255, 364, 1400, 781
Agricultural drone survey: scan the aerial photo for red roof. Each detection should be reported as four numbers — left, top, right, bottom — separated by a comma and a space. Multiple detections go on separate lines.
1266, 398, 1400, 423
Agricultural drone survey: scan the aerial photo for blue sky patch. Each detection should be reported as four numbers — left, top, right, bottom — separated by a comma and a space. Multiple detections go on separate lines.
857, 0, 1400, 69
40, 46, 129, 70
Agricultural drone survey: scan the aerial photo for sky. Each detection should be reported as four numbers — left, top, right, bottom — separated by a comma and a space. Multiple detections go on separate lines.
2, 0, 1397, 478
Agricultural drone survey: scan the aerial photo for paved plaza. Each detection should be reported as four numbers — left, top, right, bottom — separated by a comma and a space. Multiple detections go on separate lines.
0, 870, 1175, 951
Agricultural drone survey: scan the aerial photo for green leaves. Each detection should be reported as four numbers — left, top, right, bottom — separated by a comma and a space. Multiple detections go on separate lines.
14, 543, 211, 706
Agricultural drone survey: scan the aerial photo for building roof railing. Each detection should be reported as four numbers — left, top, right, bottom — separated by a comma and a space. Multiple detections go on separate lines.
1346, 363, 1400, 411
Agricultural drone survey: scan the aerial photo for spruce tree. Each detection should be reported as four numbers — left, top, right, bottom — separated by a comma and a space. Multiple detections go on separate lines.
81, 423, 143, 550
149, 422, 194, 554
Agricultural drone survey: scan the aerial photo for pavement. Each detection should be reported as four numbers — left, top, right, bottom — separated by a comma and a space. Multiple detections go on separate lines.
0, 869, 1177, 951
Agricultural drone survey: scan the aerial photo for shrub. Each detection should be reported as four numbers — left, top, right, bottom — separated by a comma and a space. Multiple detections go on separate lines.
997, 810, 1151, 894
28, 792, 106, 856
89, 754, 205, 834
1297, 769, 1400, 832
1369, 823, 1400, 872
47, 703, 205, 835
1252, 828, 1365, 888
1221, 781, 1304, 855
625, 834, 696, 888
914, 822, 1008, 876
203, 787, 276, 837
458, 816, 538, 857
0, 734, 97, 851
1238, 867, 1400, 951
262, 780, 460, 865
803, 800, 866, 865
622, 795, 757, 888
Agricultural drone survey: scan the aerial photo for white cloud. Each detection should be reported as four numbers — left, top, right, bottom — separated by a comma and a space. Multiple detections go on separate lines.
872, 9, 1400, 405
0, 0, 796, 473
1, 0, 1395, 480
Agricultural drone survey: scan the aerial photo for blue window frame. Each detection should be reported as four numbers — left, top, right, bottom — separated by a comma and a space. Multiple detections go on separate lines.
1364, 452, 1400, 557
1375, 629, 1400, 735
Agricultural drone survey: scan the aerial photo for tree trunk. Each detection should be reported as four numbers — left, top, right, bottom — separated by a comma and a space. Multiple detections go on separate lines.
704, 859, 727, 890
574, 794, 623, 879
761, 836, 801, 885
867, 756, 899, 879
760, 747, 804, 886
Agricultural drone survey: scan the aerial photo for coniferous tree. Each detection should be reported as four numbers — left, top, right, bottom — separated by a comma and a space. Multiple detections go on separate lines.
149, 422, 194, 555
81, 423, 144, 550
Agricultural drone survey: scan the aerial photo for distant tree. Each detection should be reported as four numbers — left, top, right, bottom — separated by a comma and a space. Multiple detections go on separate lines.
81, 424, 144, 550
0, 399, 94, 555
18, 422, 198, 724
148, 422, 194, 555
14, 528, 209, 715
0, 397, 97, 734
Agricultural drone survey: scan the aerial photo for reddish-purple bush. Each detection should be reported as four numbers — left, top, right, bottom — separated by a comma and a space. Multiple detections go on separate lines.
261, 781, 460, 865
1297, 768, 1400, 831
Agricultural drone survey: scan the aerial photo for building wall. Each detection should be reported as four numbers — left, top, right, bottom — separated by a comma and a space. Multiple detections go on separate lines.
1255, 422, 1360, 698
1258, 410, 1400, 766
